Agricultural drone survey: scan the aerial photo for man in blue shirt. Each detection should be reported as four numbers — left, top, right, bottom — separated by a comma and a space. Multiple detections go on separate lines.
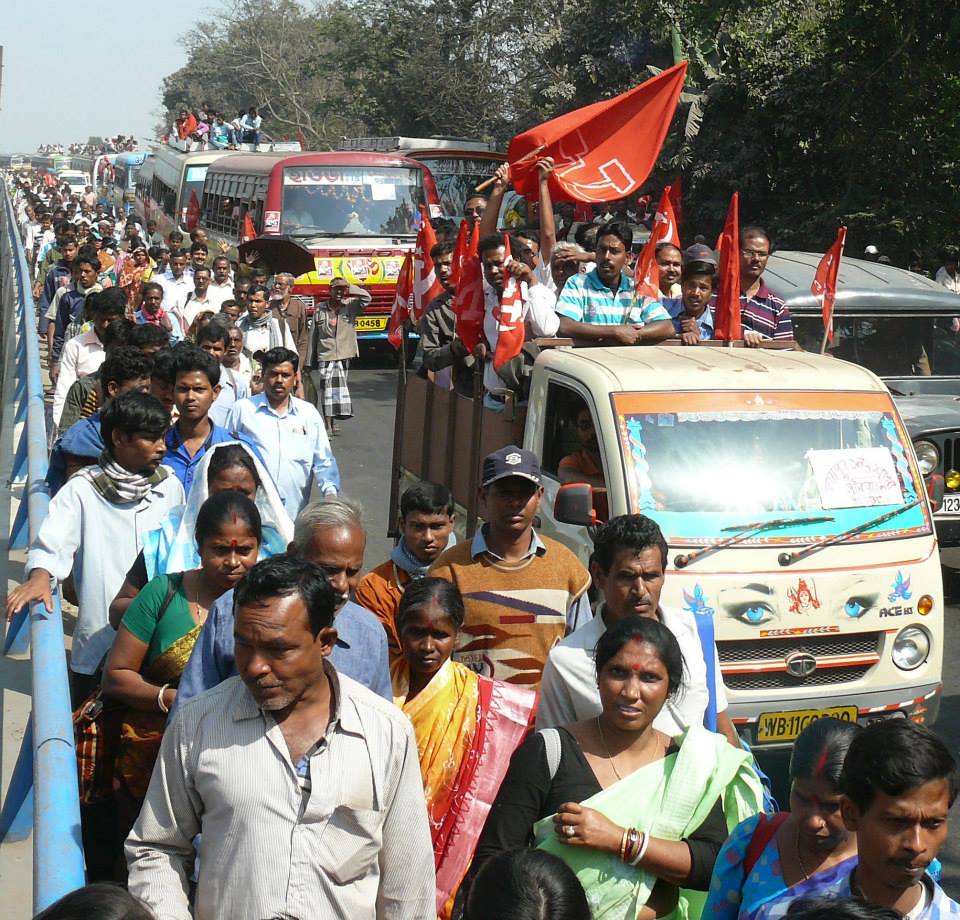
556, 222, 674, 347
164, 344, 233, 494
662, 246, 716, 345
175, 495, 391, 709
226, 347, 340, 515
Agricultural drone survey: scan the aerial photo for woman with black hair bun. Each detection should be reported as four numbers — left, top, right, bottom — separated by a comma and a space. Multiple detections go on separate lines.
704, 716, 862, 920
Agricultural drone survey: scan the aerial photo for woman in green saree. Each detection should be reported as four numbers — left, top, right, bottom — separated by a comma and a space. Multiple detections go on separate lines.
102, 490, 262, 843
471, 616, 763, 920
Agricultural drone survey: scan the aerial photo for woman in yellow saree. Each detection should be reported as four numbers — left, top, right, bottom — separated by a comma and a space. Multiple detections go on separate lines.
393, 577, 537, 919
101, 491, 262, 852
472, 615, 764, 920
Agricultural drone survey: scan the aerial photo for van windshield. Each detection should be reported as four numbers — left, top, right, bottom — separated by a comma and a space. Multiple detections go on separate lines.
613, 391, 929, 545
793, 314, 960, 376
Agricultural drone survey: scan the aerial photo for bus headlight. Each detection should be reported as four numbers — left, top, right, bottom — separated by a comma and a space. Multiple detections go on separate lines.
892, 626, 930, 671
913, 440, 939, 476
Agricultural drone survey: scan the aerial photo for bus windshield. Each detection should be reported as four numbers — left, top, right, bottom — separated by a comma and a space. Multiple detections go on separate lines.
281, 165, 424, 236
415, 154, 524, 223
183, 165, 210, 207
613, 391, 929, 545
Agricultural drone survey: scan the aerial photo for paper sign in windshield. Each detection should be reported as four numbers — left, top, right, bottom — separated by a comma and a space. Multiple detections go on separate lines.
808, 447, 903, 509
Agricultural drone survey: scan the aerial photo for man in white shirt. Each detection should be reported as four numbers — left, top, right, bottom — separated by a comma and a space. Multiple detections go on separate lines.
537, 514, 742, 747
5, 392, 184, 705
935, 247, 960, 295
126, 555, 434, 920
206, 256, 235, 309
157, 249, 193, 319
52, 288, 126, 427
181, 265, 216, 331
476, 234, 559, 400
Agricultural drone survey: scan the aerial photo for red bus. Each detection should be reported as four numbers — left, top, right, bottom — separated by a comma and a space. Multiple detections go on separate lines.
200, 151, 440, 345
336, 137, 520, 222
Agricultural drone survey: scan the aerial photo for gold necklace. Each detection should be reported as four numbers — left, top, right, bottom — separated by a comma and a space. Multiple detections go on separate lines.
596, 716, 624, 781
795, 826, 813, 880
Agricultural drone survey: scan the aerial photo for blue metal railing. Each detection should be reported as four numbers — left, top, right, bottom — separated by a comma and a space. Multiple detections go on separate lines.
0, 184, 85, 911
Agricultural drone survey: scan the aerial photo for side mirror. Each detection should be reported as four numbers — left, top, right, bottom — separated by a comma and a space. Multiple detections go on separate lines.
554, 483, 597, 528
927, 474, 945, 511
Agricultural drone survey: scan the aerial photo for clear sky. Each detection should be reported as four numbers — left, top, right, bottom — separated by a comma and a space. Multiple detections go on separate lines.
0, 0, 216, 153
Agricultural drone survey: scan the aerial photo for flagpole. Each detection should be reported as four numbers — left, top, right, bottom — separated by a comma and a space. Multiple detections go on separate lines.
387, 324, 409, 541
819, 322, 831, 355
474, 146, 547, 193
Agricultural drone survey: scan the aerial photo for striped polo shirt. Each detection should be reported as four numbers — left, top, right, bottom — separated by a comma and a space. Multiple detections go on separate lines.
556, 268, 671, 326
741, 280, 794, 340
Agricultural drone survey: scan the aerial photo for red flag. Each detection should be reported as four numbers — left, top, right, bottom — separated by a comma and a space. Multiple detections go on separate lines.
413, 208, 444, 321
633, 187, 681, 300
297, 127, 306, 149
493, 235, 526, 371
452, 228, 485, 354
449, 220, 469, 288
185, 190, 201, 231
713, 192, 741, 341
668, 176, 684, 228
241, 212, 257, 243
811, 226, 847, 343
387, 253, 415, 350
507, 62, 687, 203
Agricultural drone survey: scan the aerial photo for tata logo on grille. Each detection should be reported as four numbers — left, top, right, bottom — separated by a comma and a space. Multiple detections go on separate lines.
785, 650, 818, 678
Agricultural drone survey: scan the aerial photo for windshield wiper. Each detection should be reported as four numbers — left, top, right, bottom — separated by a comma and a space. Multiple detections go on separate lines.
778, 498, 922, 567
674, 515, 835, 569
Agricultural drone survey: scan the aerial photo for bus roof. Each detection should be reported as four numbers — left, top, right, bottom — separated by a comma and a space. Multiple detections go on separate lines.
337, 136, 497, 153
539, 343, 891, 395
114, 151, 150, 167
765, 251, 957, 313
203, 150, 433, 178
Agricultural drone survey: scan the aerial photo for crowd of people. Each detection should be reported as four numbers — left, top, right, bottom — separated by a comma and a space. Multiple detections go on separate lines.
36, 136, 140, 156
4, 162, 960, 920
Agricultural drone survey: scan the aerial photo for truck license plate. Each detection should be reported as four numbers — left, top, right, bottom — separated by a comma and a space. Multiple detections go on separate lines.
756, 705, 858, 743
356, 315, 388, 332
938, 495, 960, 514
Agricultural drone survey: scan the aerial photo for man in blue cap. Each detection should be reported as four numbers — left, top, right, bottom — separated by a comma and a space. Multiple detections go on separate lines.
430, 445, 591, 687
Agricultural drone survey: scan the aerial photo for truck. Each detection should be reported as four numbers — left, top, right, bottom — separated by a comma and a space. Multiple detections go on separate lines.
392, 340, 943, 749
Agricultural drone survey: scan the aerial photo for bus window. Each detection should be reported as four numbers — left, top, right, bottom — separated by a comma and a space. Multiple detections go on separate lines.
280, 166, 424, 236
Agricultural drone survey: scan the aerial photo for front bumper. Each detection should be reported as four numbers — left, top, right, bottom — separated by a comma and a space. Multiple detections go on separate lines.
732, 682, 941, 751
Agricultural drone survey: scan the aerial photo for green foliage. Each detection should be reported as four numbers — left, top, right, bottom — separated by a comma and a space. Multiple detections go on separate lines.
159, 0, 960, 261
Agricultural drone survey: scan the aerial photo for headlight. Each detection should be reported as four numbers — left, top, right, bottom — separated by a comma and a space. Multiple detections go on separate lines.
913, 440, 939, 476
892, 626, 930, 670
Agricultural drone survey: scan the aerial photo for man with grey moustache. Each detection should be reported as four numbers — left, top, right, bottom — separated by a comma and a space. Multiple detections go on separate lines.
174, 495, 391, 708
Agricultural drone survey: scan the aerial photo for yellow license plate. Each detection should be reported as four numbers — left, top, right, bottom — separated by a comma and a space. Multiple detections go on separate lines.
356, 315, 388, 332
756, 705, 857, 743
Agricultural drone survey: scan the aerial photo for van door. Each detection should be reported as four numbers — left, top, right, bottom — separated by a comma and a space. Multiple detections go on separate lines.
531, 376, 610, 567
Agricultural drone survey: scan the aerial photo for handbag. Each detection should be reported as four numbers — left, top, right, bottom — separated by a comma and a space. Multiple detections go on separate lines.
73, 575, 181, 804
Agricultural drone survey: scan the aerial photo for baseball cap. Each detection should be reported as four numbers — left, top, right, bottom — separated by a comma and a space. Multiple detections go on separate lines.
481, 445, 542, 487
864, 245, 879, 255
683, 243, 717, 267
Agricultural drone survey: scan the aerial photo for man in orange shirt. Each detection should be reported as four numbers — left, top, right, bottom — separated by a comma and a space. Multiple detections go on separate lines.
355, 481, 456, 669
